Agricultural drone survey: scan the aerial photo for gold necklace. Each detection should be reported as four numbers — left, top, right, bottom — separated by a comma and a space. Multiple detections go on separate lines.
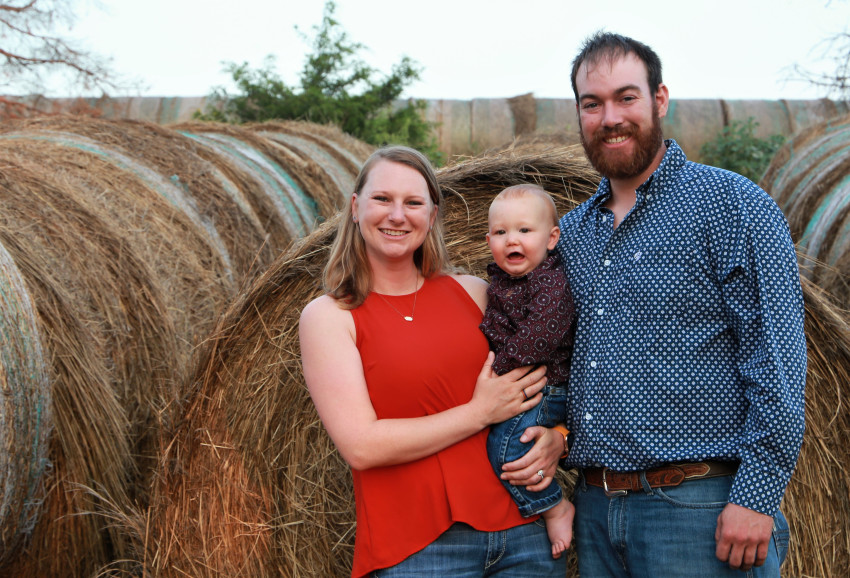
375, 274, 420, 322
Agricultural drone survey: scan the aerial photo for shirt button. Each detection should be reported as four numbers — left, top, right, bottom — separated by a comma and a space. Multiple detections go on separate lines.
601, 215, 607, 222
603, 259, 611, 266
646, 194, 652, 200
597, 308, 604, 315
585, 412, 592, 420
590, 360, 597, 368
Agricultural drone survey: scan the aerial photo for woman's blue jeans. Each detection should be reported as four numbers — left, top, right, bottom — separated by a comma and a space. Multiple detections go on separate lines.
573, 472, 789, 577
371, 521, 566, 577
487, 382, 568, 517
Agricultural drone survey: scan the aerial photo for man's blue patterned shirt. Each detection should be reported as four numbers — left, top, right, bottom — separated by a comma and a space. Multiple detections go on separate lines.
557, 140, 806, 516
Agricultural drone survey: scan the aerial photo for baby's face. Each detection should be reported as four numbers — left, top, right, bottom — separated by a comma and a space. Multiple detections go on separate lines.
486, 195, 560, 277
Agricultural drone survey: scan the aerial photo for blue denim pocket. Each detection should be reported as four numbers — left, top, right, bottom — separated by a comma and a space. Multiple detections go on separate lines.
772, 510, 789, 566
650, 476, 730, 509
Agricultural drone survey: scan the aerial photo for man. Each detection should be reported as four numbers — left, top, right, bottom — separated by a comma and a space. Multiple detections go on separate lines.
556, 31, 806, 576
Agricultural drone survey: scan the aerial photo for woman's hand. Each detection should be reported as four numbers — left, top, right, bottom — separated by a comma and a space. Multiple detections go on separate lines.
499, 426, 564, 491
467, 352, 547, 428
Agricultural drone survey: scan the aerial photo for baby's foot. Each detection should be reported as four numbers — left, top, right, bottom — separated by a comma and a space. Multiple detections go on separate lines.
541, 498, 575, 559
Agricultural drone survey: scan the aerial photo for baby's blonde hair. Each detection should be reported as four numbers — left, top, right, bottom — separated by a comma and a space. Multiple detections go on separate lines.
491, 184, 558, 226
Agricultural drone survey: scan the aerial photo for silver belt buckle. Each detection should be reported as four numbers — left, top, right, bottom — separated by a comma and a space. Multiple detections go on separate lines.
602, 467, 628, 497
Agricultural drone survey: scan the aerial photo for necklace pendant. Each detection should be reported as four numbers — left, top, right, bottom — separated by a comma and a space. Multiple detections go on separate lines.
403, 316, 413, 322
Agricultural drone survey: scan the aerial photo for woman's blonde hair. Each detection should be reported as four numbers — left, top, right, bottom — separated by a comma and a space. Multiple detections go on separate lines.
323, 145, 454, 309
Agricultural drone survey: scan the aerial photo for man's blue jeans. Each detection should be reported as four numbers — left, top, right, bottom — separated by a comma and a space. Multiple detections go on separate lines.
487, 382, 568, 517
573, 472, 789, 577
371, 521, 566, 577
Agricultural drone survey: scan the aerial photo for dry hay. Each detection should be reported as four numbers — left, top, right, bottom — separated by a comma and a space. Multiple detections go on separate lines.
250, 120, 370, 212
0, 130, 230, 576
173, 121, 350, 249
0, 117, 365, 575
783, 280, 850, 577
0, 172, 156, 576
0, 134, 232, 362
0, 117, 276, 281
0, 241, 50, 566
760, 113, 850, 306
0, 134, 232, 576
439, 139, 600, 272
507, 92, 538, 136
252, 119, 374, 170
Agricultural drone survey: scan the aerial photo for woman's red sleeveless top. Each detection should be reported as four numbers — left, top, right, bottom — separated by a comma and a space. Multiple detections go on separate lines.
349, 275, 529, 577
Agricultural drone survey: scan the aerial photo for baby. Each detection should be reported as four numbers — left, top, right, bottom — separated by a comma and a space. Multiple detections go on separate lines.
479, 184, 575, 558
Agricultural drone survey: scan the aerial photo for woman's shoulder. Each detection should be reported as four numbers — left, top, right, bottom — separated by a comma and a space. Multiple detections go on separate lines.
299, 294, 358, 350
444, 273, 488, 312
300, 294, 352, 326
447, 273, 488, 290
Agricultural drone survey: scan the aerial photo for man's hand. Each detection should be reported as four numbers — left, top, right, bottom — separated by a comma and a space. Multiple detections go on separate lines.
715, 503, 774, 570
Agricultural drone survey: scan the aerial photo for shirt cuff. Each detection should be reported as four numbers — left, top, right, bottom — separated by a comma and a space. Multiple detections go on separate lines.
727, 462, 791, 516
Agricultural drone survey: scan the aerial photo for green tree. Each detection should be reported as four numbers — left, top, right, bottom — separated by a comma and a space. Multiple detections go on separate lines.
197, 1, 442, 164
700, 117, 785, 182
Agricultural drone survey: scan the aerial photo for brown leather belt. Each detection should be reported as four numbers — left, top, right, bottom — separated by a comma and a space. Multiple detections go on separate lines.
584, 461, 739, 496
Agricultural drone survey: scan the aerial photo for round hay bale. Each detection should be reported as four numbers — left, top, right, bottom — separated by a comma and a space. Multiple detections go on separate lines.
173, 122, 345, 247
0, 240, 51, 566
0, 134, 232, 354
0, 156, 186, 576
0, 130, 235, 283
508, 92, 538, 136
250, 120, 370, 211
0, 117, 367, 576
252, 119, 372, 171
0, 123, 254, 575
783, 279, 850, 577
0, 117, 276, 280
760, 113, 850, 305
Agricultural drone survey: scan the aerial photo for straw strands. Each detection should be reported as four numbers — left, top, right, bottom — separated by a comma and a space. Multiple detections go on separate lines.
761, 113, 850, 306
173, 122, 347, 243
0, 241, 50, 567
0, 118, 362, 576
4, 117, 268, 281
0, 160, 162, 575
143, 139, 850, 577
785, 280, 850, 577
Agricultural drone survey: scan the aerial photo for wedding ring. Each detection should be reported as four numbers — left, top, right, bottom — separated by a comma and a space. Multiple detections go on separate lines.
522, 388, 529, 401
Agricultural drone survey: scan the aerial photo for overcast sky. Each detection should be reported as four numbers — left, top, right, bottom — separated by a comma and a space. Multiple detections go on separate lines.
70, 0, 850, 101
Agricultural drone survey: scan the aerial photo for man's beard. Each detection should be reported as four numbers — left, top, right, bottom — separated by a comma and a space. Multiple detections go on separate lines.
580, 104, 664, 180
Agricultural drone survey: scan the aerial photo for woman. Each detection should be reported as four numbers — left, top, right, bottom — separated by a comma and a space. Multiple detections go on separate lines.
299, 146, 567, 577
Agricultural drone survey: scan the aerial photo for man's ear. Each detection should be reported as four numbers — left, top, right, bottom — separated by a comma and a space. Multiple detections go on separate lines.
655, 83, 670, 118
